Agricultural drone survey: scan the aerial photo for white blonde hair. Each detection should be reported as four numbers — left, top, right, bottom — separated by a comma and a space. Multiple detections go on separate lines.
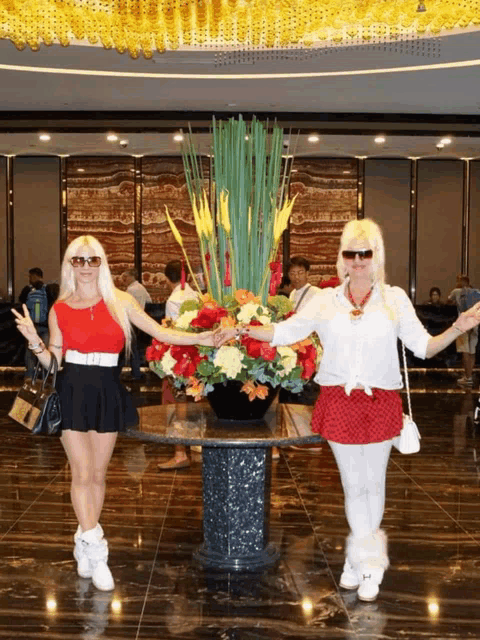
336, 218, 386, 285
58, 235, 132, 355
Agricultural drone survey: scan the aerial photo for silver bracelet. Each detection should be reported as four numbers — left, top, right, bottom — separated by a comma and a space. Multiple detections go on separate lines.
28, 341, 42, 350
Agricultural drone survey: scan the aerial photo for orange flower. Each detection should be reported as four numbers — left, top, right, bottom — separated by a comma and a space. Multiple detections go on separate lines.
185, 377, 205, 402
220, 315, 236, 328
235, 289, 256, 305
241, 380, 270, 402
201, 293, 216, 305
291, 338, 312, 353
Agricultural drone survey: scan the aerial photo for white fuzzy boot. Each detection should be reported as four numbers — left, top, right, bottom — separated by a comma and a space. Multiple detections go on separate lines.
346, 529, 389, 602
81, 526, 115, 591
73, 524, 103, 579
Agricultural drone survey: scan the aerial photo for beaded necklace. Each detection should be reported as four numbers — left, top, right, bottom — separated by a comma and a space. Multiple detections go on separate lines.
347, 283, 373, 322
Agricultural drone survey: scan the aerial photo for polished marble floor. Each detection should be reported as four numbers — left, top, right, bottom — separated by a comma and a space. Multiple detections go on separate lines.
1, 373, 480, 639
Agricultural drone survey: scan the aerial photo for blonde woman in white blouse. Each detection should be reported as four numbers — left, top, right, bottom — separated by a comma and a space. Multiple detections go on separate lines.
216, 219, 480, 602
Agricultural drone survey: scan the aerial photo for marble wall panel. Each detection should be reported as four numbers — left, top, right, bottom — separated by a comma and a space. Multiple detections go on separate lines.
66, 157, 135, 288
142, 157, 208, 302
289, 158, 357, 285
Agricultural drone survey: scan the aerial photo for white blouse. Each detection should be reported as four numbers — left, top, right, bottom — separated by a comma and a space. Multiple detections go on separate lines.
272, 281, 431, 395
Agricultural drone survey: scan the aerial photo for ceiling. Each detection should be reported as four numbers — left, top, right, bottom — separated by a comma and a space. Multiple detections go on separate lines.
0, 28, 480, 157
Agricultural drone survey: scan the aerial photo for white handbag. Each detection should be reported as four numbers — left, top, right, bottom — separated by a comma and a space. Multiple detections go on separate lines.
392, 341, 421, 454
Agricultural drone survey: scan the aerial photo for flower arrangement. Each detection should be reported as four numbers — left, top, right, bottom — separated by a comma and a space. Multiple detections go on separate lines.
147, 289, 321, 401
147, 116, 321, 402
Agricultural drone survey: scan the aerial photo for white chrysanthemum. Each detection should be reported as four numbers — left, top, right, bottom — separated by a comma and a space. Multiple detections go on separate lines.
161, 351, 177, 376
213, 345, 245, 379
175, 310, 199, 330
237, 302, 271, 325
257, 315, 271, 325
277, 346, 297, 376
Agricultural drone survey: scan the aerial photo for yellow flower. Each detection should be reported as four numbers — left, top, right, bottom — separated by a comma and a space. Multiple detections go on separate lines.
219, 190, 231, 234
192, 195, 205, 238
201, 190, 214, 238
165, 206, 183, 247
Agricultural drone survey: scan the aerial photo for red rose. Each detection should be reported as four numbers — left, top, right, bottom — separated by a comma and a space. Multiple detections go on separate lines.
260, 343, 277, 361
170, 345, 206, 378
300, 358, 316, 379
146, 340, 170, 361
283, 311, 295, 320
191, 306, 229, 329
241, 336, 276, 361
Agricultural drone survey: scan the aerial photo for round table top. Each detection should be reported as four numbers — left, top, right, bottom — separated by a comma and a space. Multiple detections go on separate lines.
126, 400, 324, 448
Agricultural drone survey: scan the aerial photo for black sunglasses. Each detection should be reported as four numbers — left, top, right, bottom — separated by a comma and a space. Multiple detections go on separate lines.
342, 250, 373, 260
70, 256, 102, 267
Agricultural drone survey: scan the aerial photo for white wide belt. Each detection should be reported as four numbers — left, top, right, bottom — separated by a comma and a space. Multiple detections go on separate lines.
65, 350, 119, 367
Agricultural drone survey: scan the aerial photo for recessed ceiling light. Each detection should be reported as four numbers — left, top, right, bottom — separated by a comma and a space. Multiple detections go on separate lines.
119, 139, 129, 146
173, 134, 184, 142
227, 103, 237, 107
374, 135, 386, 144
77, 168, 85, 173
308, 135, 319, 143
440, 137, 452, 145
39, 133, 51, 141
107, 134, 118, 142
436, 143, 444, 149
343, 170, 351, 174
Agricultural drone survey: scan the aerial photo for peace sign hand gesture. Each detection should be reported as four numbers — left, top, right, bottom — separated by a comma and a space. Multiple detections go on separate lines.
11, 304, 40, 344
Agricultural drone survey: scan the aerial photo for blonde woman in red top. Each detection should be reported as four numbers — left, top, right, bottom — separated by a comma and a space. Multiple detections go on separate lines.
12, 235, 214, 592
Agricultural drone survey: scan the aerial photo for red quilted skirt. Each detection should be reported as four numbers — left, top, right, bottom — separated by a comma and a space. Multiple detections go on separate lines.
311, 385, 403, 445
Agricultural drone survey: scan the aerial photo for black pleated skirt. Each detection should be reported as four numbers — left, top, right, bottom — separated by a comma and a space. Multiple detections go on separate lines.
56, 363, 139, 434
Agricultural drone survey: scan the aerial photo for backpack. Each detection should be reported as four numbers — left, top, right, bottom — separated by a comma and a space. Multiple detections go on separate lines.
458, 287, 480, 313
26, 285, 49, 325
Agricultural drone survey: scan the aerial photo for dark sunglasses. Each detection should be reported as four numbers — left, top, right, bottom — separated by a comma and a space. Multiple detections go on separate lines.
70, 256, 102, 268
342, 250, 373, 260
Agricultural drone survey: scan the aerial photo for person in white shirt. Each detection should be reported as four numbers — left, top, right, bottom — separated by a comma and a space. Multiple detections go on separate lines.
158, 259, 200, 470
123, 269, 152, 309
122, 269, 153, 380
287, 256, 322, 313
216, 219, 480, 602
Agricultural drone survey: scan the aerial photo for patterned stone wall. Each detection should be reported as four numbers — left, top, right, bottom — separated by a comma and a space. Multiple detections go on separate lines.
66, 157, 135, 288
65, 156, 355, 300
289, 158, 357, 285
142, 157, 208, 302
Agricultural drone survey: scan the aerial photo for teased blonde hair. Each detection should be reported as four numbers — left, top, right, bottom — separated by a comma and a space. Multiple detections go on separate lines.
58, 235, 132, 355
336, 218, 386, 285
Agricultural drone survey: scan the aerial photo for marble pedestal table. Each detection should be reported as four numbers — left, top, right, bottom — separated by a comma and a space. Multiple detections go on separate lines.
127, 401, 323, 571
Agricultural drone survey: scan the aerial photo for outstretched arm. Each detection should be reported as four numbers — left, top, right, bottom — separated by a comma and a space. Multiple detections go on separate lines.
124, 293, 215, 347
426, 302, 480, 358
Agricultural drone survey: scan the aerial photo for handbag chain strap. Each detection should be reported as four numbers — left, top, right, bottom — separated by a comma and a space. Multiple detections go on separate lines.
401, 340, 413, 419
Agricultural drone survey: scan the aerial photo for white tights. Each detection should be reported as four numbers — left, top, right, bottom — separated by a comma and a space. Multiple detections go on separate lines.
329, 440, 393, 539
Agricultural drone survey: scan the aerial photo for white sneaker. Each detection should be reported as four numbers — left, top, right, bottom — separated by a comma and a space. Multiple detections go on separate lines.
457, 376, 473, 386
73, 524, 104, 579
92, 558, 115, 592
357, 570, 382, 602
339, 559, 359, 590
81, 527, 115, 591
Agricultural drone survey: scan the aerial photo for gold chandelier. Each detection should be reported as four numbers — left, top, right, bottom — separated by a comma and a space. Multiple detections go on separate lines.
0, 0, 478, 59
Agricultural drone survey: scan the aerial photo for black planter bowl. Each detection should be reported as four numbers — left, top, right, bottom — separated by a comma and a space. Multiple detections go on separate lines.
206, 380, 279, 423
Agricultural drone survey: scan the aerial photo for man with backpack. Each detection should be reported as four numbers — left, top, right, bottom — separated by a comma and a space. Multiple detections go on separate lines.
448, 274, 480, 386
19, 267, 58, 378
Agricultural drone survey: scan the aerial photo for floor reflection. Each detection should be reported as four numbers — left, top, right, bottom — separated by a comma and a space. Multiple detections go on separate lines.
1, 384, 480, 638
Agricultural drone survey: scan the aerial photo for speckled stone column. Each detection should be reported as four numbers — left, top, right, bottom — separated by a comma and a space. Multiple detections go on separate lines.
193, 446, 279, 571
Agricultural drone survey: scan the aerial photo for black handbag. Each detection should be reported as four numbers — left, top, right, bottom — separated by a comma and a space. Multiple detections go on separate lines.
8, 355, 62, 435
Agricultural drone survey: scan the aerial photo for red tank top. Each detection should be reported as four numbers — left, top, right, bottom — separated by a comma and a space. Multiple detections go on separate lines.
54, 299, 125, 354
